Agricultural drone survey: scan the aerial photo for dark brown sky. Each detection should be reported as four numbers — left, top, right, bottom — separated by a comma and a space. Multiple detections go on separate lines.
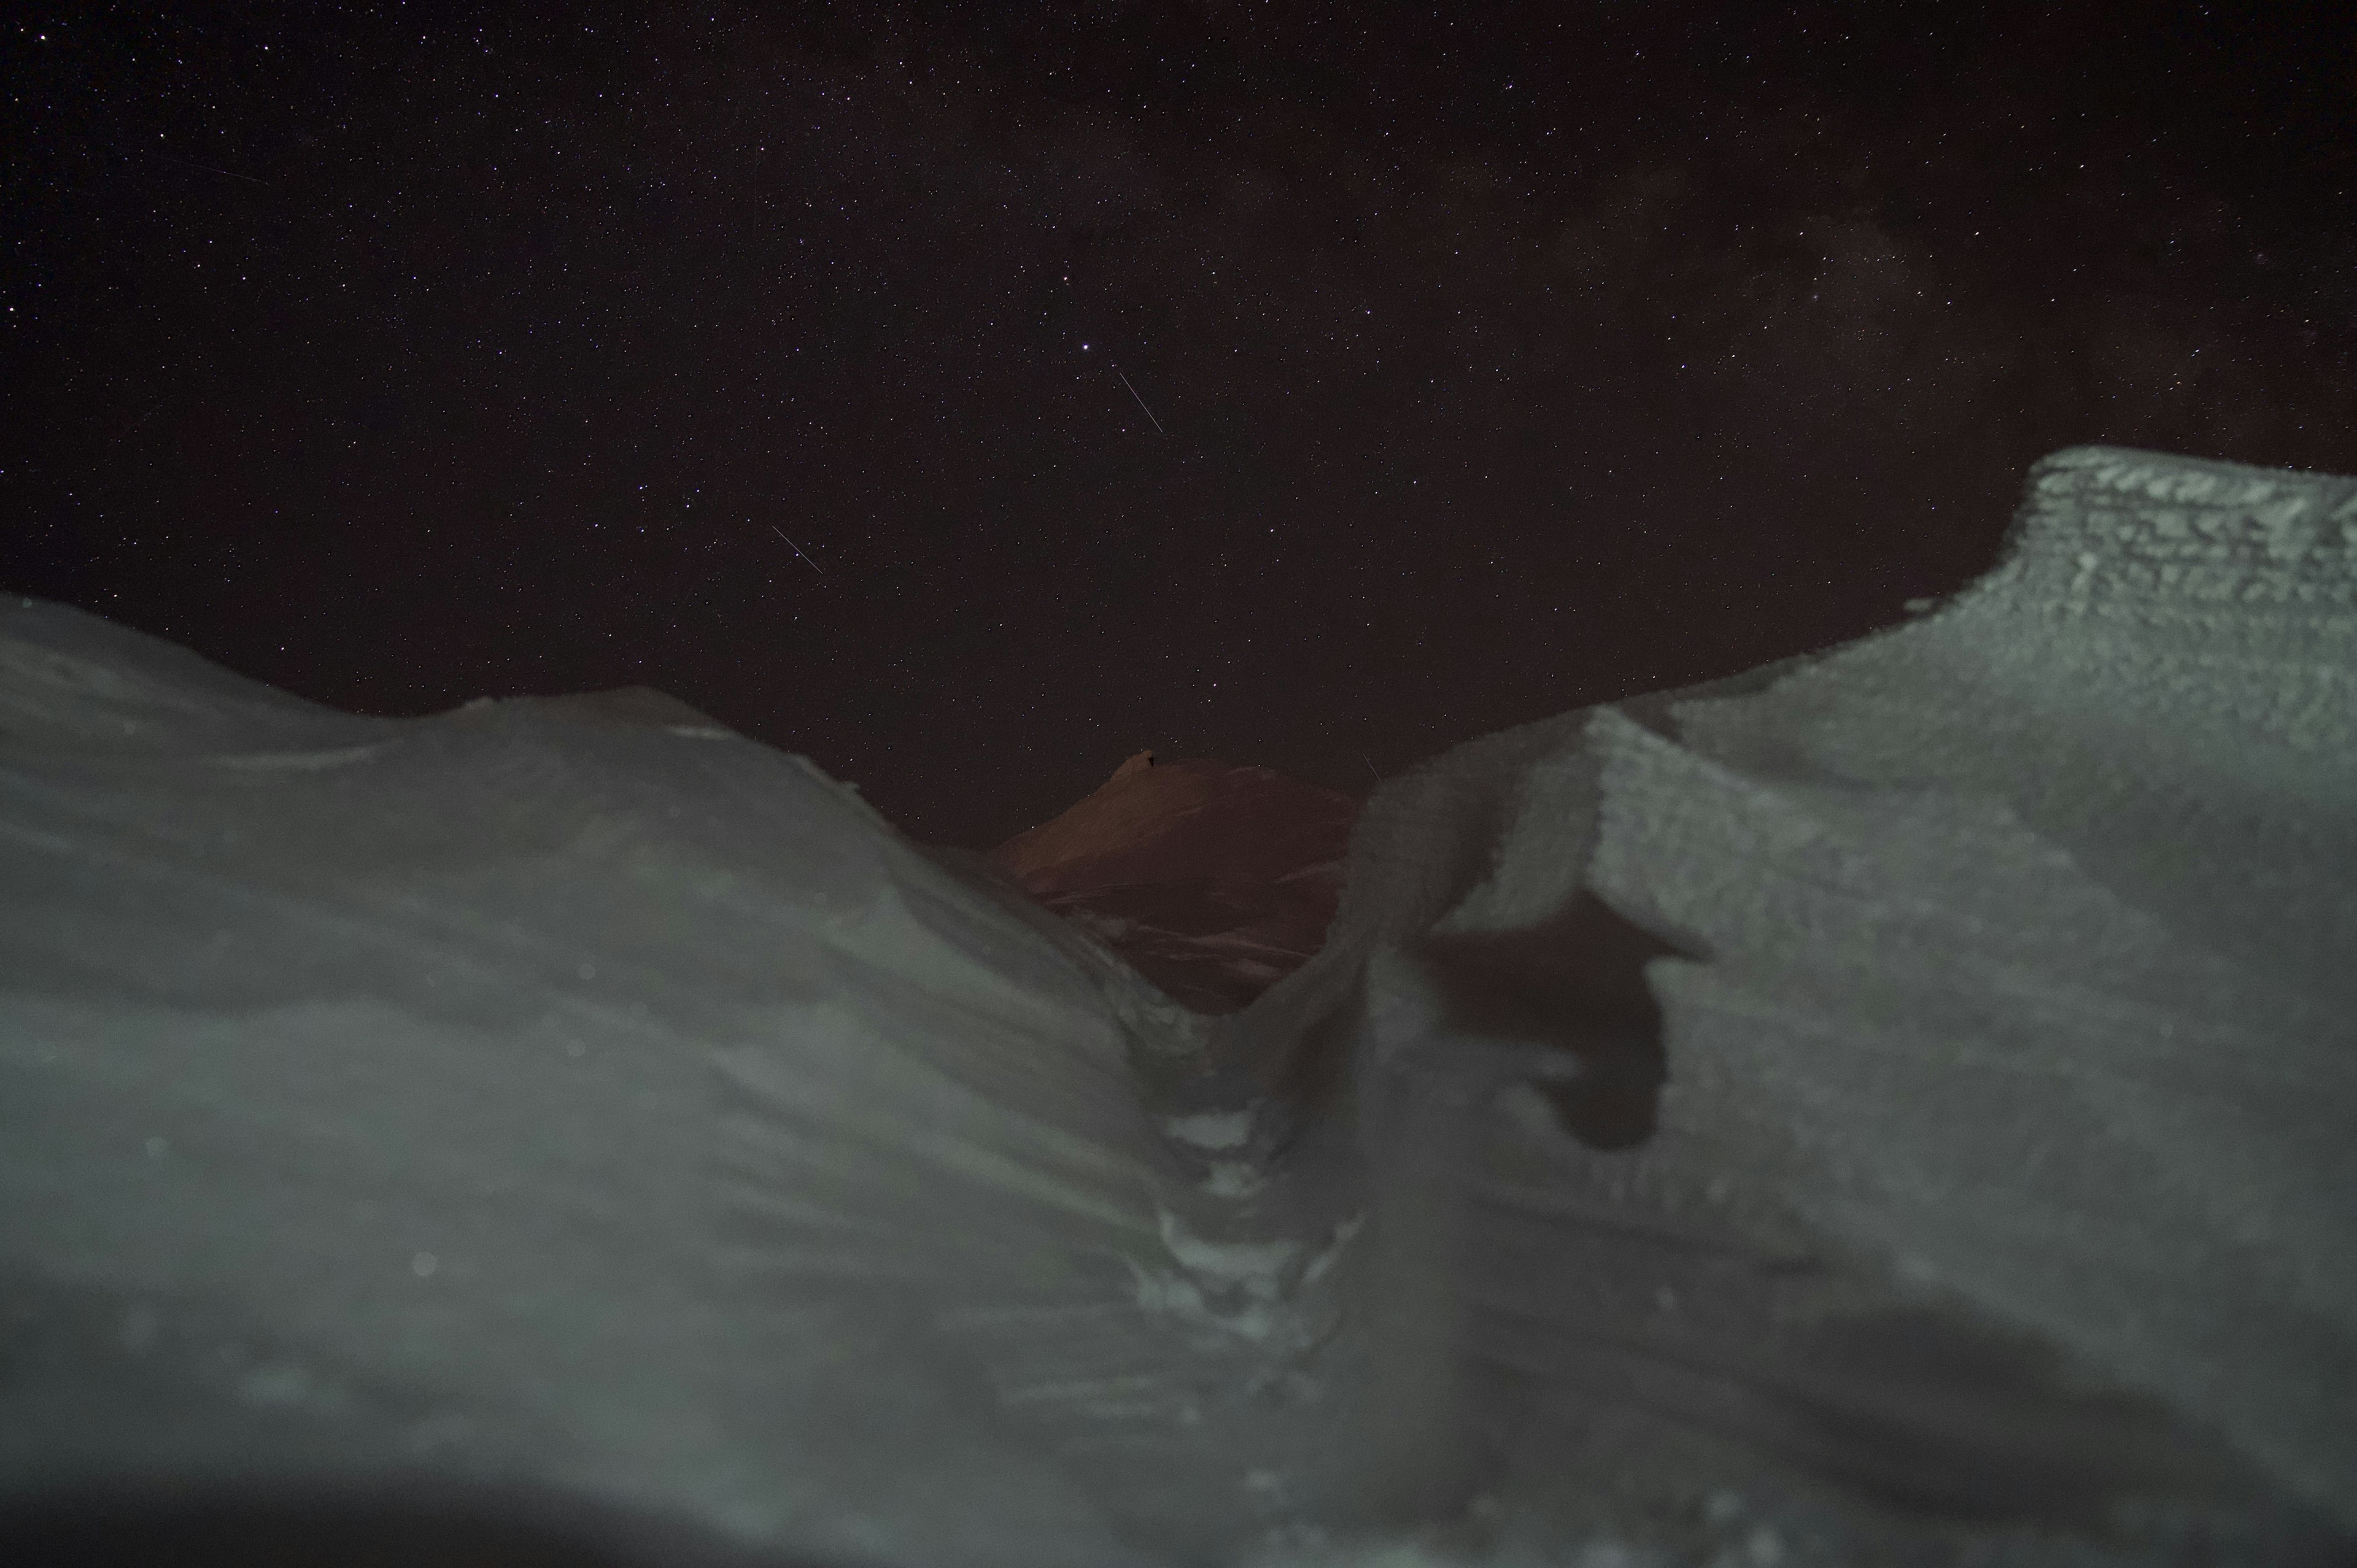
7, 1, 2353, 846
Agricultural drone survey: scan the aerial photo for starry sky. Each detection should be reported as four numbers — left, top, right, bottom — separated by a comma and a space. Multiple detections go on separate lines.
7, 2, 2353, 847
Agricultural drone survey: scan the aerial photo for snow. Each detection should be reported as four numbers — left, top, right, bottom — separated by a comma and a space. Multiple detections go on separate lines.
1163, 1109, 1257, 1151
5, 444, 2356, 1565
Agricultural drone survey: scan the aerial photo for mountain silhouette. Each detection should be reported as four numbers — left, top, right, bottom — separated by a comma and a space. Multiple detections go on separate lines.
989, 750, 1360, 1012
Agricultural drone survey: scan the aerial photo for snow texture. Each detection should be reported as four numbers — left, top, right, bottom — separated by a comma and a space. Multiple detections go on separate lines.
2, 446, 2353, 1565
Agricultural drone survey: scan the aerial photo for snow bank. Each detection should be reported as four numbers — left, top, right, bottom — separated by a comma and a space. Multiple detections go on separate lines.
0, 603, 1266, 1567
1227, 444, 2357, 1561
3, 445, 2353, 1565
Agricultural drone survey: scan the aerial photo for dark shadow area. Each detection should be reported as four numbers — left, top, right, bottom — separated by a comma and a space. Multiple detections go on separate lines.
1770, 1301, 2313, 1529
1420, 890, 1685, 1149
1467, 1202, 2353, 1551
0, 1480, 832, 1568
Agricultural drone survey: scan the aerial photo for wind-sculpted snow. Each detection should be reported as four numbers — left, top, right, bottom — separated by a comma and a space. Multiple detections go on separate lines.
3, 446, 2354, 1566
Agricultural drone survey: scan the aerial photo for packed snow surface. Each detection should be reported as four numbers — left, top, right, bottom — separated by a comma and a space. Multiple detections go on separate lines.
2, 446, 2354, 1565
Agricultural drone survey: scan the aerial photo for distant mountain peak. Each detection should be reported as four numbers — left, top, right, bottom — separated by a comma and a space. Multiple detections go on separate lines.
990, 756, 1358, 1013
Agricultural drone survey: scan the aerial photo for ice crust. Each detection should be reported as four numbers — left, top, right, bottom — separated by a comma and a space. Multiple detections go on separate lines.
2, 446, 2354, 1565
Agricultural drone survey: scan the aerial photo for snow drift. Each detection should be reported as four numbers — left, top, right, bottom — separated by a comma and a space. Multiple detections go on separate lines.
2, 446, 2352, 1566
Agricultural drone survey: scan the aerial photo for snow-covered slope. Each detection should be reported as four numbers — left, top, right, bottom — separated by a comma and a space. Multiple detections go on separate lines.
0, 609, 1262, 1567
2, 445, 2352, 1566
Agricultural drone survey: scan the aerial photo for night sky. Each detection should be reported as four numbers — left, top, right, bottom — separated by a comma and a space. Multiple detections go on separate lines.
7, 3, 2353, 848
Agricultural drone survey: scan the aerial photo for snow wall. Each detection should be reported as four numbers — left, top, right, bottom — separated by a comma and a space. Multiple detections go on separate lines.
2, 445, 2353, 1567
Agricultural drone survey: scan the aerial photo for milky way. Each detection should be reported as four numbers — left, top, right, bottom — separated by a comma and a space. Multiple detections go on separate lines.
7, 2, 2351, 844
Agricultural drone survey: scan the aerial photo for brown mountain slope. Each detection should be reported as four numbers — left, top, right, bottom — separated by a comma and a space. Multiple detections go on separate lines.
988, 751, 1360, 1013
